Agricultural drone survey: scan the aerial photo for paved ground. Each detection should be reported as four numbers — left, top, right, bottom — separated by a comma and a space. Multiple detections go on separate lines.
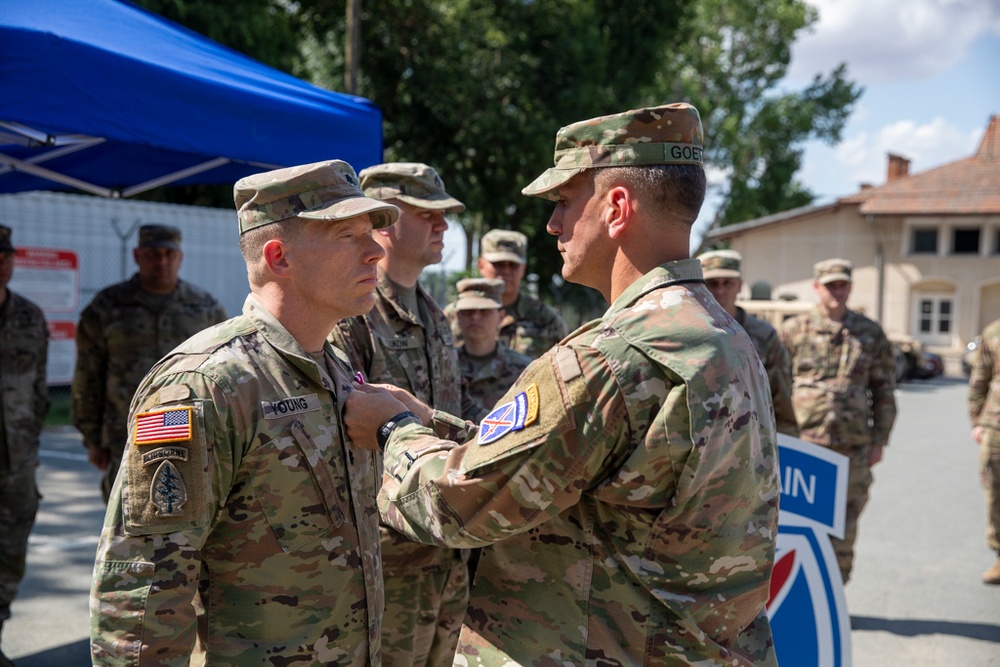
4, 376, 999, 665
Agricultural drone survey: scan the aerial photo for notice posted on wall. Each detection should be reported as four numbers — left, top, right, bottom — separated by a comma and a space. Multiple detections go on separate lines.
10, 247, 79, 312
46, 320, 77, 385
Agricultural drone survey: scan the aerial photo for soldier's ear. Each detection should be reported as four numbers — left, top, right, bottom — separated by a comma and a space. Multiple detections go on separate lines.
605, 186, 632, 239
262, 239, 291, 278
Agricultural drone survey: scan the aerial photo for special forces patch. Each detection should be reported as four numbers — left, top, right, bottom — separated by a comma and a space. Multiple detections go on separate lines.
479, 383, 539, 445
150, 460, 187, 517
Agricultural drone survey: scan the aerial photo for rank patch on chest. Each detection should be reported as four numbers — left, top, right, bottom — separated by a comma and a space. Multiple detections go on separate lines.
134, 407, 192, 445
479, 383, 539, 445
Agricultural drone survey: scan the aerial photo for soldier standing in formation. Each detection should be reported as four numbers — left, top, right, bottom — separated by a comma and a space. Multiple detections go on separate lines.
451, 277, 530, 422
90, 160, 396, 665
446, 229, 566, 359
0, 226, 49, 667
328, 163, 469, 667
72, 224, 227, 502
697, 249, 799, 436
346, 103, 780, 666
780, 258, 897, 584
968, 318, 1000, 584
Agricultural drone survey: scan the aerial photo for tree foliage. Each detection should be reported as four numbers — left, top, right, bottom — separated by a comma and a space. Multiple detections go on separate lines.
128, 0, 861, 308
641, 0, 863, 229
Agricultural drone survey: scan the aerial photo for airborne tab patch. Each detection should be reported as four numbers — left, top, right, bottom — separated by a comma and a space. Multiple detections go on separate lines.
479, 383, 539, 445
134, 408, 192, 445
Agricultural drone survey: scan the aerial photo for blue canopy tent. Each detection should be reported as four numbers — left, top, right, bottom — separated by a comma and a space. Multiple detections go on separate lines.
0, 0, 383, 197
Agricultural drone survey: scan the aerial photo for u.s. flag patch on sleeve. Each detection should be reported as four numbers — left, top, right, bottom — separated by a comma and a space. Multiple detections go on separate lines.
134, 407, 193, 445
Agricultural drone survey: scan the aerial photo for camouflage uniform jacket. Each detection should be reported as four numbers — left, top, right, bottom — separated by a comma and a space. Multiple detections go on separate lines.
735, 307, 799, 437
458, 345, 530, 422
72, 275, 226, 456
446, 292, 567, 359
969, 318, 1000, 430
329, 269, 461, 572
0, 291, 49, 475
91, 295, 383, 667
780, 307, 897, 448
379, 260, 780, 666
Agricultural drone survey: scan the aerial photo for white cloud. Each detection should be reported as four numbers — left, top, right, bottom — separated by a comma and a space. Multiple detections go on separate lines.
833, 117, 983, 186
788, 0, 1000, 83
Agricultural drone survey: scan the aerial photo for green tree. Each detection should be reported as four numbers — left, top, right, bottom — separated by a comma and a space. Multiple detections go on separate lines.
642, 0, 862, 229
295, 0, 691, 287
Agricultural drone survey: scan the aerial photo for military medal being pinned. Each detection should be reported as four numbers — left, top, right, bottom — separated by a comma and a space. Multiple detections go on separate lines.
478, 383, 538, 445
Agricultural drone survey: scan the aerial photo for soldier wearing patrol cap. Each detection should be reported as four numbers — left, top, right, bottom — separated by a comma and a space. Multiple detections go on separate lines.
780, 257, 897, 584
444, 229, 567, 359
451, 278, 531, 422
328, 162, 468, 667
91, 160, 396, 665
72, 224, 227, 503
346, 104, 780, 665
0, 225, 49, 667
698, 249, 798, 436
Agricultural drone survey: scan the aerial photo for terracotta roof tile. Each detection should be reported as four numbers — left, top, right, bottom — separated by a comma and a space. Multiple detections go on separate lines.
843, 115, 1000, 215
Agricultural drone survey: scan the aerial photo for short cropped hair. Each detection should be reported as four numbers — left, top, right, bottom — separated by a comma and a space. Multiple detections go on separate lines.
239, 219, 302, 286
593, 164, 706, 226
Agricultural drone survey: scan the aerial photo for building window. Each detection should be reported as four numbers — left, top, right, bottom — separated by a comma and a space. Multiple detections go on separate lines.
994, 229, 1000, 254
911, 228, 938, 254
916, 297, 953, 340
952, 227, 980, 254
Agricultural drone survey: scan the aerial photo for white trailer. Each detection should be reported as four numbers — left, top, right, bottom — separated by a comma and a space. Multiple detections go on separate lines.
0, 191, 248, 383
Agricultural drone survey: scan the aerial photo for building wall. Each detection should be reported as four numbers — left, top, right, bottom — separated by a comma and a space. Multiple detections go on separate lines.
721, 206, 1000, 354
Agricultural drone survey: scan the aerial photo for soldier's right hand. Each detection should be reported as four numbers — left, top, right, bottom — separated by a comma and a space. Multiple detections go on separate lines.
85, 441, 110, 471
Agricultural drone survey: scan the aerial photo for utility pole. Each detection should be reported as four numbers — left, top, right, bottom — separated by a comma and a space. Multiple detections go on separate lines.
345, 0, 360, 94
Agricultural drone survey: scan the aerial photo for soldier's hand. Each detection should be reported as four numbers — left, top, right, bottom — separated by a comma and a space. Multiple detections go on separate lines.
366, 383, 433, 424
972, 425, 985, 444
86, 442, 110, 471
868, 444, 884, 467
344, 384, 413, 450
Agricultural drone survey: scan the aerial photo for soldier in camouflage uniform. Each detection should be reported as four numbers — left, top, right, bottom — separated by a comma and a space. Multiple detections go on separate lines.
445, 229, 566, 359
90, 160, 397, 666
451, 278, 531, 422
780, 258, 897, 584
328, 162, 468, 667
72, 224, 227, 502
698, 249, 798, 436
0, 226, 49, 667
969, 318, 1000, 584
346, 104, 780, 666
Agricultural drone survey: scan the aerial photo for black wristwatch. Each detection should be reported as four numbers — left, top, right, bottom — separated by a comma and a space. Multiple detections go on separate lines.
376, 411, 418, 451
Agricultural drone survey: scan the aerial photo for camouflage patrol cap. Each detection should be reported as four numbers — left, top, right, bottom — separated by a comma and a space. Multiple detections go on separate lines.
481, 229, 527, 264
453, 278, 505, 311
522, 103, 705, 200
814, 258, 853, 284
138, 225, 181, 251
697, 249, 743, 279
359, 162, 466, 213
0, 225, 14, 253
234, 159, 400, 235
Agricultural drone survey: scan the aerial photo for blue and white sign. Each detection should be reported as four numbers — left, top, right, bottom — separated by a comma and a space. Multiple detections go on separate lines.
769, 434, 852, 667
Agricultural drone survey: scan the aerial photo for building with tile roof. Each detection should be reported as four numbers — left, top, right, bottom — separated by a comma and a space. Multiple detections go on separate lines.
704, 114, 1000, 371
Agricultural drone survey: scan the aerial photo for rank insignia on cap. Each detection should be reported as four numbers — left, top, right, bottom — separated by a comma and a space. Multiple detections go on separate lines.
150, 460, 187, 517
479, 383, 539, 445
134, 407, 192, 445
